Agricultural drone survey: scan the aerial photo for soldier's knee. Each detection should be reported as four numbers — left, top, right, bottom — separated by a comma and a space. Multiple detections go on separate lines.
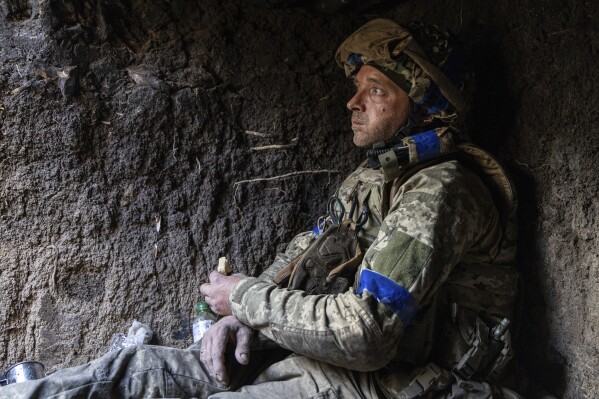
126, 345, 166, 369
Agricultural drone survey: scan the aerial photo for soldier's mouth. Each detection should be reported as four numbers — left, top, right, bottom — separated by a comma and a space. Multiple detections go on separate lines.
351, 117, 366, 127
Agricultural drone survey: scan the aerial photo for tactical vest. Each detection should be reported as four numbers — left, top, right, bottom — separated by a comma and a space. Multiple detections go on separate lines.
274, 140, 519, 394
334, 144, 519, 376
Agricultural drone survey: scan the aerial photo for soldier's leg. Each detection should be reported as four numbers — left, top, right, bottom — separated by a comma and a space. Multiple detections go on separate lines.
0, 345, 228, 399
209, 355, 379, 399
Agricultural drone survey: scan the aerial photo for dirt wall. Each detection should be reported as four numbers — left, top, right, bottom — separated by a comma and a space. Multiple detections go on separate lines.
0, 0, 597, 397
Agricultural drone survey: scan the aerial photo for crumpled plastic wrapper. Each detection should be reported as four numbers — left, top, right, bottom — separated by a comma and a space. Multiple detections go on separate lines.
108, 320, 153, 352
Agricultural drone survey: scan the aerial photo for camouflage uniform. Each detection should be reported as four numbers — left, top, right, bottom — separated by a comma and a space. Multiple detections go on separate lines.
229, 147, 520, 398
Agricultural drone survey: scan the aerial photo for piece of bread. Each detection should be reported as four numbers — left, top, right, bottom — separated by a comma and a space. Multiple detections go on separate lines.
217, 257, 231, 275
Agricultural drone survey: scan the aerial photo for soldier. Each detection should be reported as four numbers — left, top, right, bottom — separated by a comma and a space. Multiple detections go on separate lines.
0, 18, 522, 399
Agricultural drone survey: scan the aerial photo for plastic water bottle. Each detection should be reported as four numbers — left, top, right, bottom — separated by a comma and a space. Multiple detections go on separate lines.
192, 301, 217, 343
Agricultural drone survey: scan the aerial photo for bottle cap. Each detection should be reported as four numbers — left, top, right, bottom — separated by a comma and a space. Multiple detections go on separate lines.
196, 301, 210, 313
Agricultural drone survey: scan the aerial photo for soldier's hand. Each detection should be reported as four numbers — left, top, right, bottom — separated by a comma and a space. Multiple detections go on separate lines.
199, 315, 253, 386
200, 271, 246, 316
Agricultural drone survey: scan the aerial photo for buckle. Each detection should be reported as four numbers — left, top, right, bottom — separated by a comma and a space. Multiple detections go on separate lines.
400, 363, 445, 398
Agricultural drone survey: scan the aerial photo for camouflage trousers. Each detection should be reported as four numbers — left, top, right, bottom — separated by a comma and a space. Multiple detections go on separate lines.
0, 345, 379, 399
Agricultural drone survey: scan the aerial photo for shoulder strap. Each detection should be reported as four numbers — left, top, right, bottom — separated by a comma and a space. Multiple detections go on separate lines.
381, 153, 458, 219
382, 146, 516, 229
454, 144, 516, 229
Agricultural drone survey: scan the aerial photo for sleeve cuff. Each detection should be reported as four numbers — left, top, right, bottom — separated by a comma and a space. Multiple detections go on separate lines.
230, 277, 262, 323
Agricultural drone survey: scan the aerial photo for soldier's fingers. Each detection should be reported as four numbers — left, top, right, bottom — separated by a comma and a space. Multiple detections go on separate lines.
209, 270, 223, 283
234, 326, 252, 365
199, 281, 211, 296
199, 331, 213, 373
203, 295, 215, 309
210, 327, 229, 385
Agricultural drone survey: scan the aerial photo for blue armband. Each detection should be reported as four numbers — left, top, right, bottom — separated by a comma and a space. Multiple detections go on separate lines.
356, 269, 421, 325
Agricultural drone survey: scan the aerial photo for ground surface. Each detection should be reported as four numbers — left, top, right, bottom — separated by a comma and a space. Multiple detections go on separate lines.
0, 0, 597, 397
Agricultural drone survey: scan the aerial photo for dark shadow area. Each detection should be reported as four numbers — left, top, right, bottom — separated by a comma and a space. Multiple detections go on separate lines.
461, 24, 516, 155
458, 23, 567, 397
0, 0, 31, 22
510, 166, 567, 398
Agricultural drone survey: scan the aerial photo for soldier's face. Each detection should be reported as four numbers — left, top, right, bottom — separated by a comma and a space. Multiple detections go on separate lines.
346, 65, 410, 148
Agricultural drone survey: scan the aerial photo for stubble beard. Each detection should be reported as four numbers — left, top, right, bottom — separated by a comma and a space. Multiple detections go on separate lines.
351, 112, 397, 148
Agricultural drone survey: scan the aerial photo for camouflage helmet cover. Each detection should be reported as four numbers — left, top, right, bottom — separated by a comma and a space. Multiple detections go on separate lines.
336, 18, 468, 128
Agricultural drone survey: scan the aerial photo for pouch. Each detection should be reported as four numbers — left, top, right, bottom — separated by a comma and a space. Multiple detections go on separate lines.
273, 220, 363, 294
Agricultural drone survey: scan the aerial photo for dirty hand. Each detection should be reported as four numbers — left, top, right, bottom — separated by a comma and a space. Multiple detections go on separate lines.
200, 271, 246, 316
199, 315, 253, 386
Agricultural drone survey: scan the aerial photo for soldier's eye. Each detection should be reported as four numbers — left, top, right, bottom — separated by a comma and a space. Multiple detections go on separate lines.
368, 86, 387, 104
370, 86, 385, 96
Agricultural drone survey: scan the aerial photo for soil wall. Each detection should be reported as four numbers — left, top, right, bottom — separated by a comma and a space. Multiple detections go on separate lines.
0, 0, 597, 397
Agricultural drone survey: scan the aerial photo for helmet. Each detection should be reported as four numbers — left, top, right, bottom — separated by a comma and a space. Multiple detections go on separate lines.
336, 18, 469, 134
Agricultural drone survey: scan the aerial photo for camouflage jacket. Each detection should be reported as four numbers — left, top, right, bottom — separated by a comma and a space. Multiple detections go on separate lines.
230, 149, 518, 381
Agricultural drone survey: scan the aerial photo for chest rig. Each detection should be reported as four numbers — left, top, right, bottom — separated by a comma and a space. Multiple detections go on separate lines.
371, 137, 519, 397
275, 129, 519, 393
272, 133, 398, 293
